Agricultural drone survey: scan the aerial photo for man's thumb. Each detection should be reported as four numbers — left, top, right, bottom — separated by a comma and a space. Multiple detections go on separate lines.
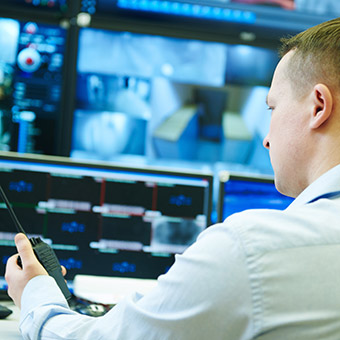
15, 233, 36, 267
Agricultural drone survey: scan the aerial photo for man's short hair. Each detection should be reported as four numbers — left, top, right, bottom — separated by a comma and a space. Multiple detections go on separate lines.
279, 17, 340, 97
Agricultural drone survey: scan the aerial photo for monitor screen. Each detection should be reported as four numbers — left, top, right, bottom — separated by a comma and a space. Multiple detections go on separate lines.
217, 170, 293, 222
70, 26, 278, 169
81, 0, 334, 19
0, 151, 213, 292
82, 0, 256, 22
0, 17, 67, 155
83, 0, 258, 25
81, 0, 338, 35
0, 0, 68, 13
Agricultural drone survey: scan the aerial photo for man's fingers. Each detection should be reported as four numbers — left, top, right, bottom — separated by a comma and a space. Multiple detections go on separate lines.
61, 265, 67, 277
14, 233, 36, 268
5, 254, 21, 272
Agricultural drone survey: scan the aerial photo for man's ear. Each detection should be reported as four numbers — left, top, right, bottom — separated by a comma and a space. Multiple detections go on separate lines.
310, 83, 333, 129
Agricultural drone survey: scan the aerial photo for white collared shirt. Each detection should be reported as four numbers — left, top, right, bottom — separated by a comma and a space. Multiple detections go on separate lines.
19, 164, 340, 339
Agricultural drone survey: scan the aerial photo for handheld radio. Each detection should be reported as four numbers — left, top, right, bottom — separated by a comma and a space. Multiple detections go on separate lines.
0, 185, 72, 301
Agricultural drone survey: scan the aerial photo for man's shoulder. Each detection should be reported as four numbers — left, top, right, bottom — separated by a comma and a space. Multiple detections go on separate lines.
221, 208, 293, 256
217, 201, 340, 257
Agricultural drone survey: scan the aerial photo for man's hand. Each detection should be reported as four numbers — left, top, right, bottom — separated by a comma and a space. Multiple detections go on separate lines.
5, 233, 48, 308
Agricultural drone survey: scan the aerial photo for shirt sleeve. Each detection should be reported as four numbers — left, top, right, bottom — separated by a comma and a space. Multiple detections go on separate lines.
20, 275, 98, 340
19, 223, 255, 340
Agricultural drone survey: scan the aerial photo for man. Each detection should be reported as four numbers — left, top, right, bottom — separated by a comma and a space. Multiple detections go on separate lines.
5, 17, 340, 339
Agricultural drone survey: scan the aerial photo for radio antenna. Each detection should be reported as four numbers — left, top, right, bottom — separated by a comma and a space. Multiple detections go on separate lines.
0, 185, 27, 235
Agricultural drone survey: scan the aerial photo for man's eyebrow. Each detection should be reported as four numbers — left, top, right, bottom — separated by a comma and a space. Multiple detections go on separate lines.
265, 95, 269, 106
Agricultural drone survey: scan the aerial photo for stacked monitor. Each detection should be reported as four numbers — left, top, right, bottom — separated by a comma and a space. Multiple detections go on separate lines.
0, 151, 213, 291
1, 0, 338, 168
69, 1, 339, 169
217, 170, 294, 222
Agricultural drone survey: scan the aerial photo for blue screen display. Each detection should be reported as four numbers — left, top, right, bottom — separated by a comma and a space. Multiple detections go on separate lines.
220, 177, 294, 221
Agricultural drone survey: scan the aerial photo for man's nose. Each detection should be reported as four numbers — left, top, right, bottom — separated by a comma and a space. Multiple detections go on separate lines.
263, 135, 270, 149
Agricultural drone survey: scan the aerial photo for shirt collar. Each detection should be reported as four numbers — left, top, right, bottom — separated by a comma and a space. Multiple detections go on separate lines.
287, 163, 340, 209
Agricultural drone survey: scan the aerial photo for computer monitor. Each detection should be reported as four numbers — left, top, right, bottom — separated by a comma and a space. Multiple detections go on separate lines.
0, 0, 68, 13
217, 170, 293, 222
0, 16, 67, 155
70, 25, 278, 168
0, 151, 213, 292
